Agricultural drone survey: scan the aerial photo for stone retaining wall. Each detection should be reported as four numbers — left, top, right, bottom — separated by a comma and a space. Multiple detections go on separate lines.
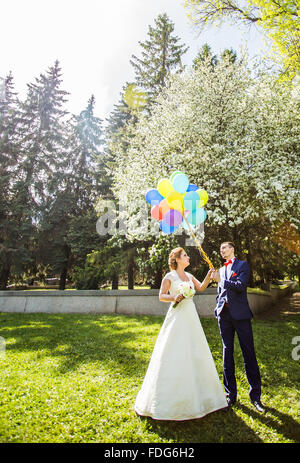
0, 282, 296, 317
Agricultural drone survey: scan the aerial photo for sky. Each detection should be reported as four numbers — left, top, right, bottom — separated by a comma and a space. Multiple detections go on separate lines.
1, 0, 267, 122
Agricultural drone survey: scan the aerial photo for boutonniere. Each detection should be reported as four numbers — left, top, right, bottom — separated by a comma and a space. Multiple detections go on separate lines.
231, 272, 237, 277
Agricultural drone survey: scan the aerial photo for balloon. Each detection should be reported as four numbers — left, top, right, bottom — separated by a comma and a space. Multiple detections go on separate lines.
160, 220, 180, 234
187, 183, 198, 192
183, 190, 200, 211
151, 204, 163, 221
182, 217, 196, 231
145, 189, 164, 205
172, 173, 189, 194
186, 208, 207, 226
157, 178, 174, 198
159, 198, 171, 216
197, 189, 209, 207
166, 190, 184, 212
163, 209, 183, 227
146, 172, 210, 236
170, 170, 185, 182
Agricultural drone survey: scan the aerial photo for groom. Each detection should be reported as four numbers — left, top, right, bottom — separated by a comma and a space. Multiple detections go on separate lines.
211, 242, 265, 413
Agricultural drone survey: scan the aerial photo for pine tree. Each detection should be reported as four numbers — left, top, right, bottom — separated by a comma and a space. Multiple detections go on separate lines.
193, 44, 237, 70
220, 48, 237, 64
19, 60, 70, 211
193, 43, 218, 69
0, 73, 23, 289
70, 94, 104, 209
130, 13, 188, 102
105, 84, 135, 136
101, 80, 141, 204
18, 61, 72, 290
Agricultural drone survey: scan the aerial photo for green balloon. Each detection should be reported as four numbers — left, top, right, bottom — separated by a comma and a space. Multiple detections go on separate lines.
170, 170, 185, 182
186, 208, 207, 226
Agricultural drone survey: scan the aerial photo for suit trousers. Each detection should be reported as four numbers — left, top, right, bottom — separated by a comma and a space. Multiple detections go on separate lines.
217, 305, 261, 401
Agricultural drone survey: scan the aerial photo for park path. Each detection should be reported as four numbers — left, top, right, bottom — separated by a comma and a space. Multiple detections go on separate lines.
255, 291, 300, 320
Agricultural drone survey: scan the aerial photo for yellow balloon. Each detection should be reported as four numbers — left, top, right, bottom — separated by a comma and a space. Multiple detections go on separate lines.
166, 190, 183, 212
197, 189, 209, 207
157, 178, 174, 198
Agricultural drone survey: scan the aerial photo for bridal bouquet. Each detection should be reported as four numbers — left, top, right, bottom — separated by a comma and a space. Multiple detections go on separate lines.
173, 281, 195, 308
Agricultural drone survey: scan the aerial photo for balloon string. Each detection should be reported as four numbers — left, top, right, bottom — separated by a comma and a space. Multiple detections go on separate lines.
183, 216, 214, 269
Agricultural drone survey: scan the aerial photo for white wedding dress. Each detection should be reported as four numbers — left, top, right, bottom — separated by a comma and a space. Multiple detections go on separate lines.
134, 270, 227, 421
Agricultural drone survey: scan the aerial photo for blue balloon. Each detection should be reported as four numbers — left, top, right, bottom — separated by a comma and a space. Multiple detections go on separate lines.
186, 208, 207, 226
145, 189, 164, 205
187, 183, 198, 192
160, 220, 180, 234
183, 190, 200, 211
182, 217, 196, 231
172, 173, 189, 194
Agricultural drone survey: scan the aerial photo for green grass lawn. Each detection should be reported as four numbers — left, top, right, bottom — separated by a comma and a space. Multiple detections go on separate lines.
0, 312, 299, 443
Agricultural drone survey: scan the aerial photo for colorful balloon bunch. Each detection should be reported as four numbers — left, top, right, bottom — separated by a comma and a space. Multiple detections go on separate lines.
145, 171, 213, 268
145, 171, 209, 234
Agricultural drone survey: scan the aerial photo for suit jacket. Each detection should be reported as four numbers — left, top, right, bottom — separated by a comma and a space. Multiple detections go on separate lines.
214, 258, 253, 320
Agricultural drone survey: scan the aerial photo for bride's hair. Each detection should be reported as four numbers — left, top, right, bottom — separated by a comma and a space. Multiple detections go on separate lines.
168, 247, 184, 270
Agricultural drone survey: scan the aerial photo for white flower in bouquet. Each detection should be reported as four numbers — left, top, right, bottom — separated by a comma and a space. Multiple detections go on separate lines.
173, 281, 195, 308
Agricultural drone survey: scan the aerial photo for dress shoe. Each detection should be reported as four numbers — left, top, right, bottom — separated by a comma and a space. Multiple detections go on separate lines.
251, 400, 266, 413
227, 398, 236, 407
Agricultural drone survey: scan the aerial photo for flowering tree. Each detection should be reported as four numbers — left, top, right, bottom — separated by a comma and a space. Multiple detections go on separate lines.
110, 55, 300, 281
184, 0, 300, 79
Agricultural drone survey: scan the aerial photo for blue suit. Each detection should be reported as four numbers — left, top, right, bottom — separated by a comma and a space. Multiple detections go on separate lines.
215, 259, 261, 402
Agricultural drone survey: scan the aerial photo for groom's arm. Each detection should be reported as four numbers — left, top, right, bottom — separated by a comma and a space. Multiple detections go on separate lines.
223, 262, 250, 293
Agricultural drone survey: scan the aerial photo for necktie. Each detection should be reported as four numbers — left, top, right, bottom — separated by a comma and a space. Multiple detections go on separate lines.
224, 259, 232, 267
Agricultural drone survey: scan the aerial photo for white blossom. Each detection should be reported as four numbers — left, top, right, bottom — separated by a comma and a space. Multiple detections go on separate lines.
110, 55, 300, 239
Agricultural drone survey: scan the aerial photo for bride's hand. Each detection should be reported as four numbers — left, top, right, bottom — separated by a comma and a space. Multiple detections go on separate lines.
174, 294, 184, 303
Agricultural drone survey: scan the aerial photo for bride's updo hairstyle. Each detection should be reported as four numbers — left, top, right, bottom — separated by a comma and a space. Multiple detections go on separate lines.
168, 247, 184, 270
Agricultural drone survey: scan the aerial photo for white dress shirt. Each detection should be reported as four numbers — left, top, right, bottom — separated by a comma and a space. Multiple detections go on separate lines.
224, 256, 236, 277
220, 256, 236, 303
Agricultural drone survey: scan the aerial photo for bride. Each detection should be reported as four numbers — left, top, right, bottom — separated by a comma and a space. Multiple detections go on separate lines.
134, 247, 228, 421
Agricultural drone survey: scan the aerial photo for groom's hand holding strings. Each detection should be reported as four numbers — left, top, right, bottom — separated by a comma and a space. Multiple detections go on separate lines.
211, 269, 221, 282
207, 268, 215, 278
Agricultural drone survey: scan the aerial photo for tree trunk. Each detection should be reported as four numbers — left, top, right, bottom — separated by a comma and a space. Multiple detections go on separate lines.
152, 268, 162, 289
59, 246, 70, 290
59, 265, 68, 290
128, 262, 134, 290
127, 248, 135, 289
178, 233, 186, 248
112, 273, 119, 290
0, 262, 10, 290
245, 234, 254, 287
0, 252, 11, 290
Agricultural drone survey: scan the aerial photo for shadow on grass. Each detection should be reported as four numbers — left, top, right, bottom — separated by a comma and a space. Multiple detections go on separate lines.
1, 313, 299, 443
238, 403, 300, 443
1, 314, 299, 385
251, 319, 300, 389
136, 406, 263, 443
0, 313, 164, 376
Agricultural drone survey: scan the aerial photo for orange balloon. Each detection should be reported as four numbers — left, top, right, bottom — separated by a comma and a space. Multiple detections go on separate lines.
160, 198, 171, 216
151, 204, 163, 221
